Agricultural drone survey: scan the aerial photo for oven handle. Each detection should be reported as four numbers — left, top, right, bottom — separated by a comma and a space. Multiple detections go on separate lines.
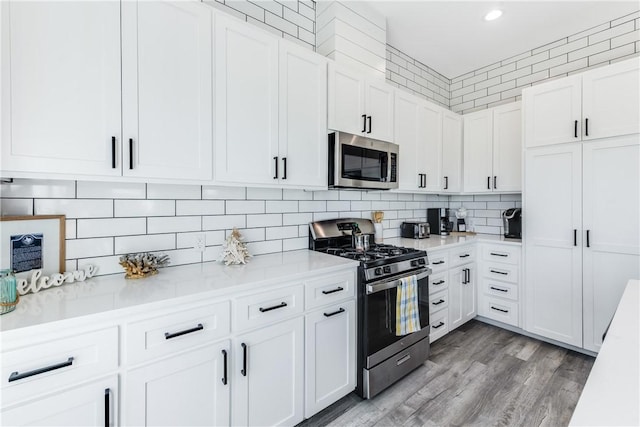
366, 268, 431, 295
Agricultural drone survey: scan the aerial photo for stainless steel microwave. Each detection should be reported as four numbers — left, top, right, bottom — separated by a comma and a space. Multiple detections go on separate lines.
328, 132, 399, 190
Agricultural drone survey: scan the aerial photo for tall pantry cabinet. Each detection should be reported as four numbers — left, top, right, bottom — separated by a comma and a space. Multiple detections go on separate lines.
523, 58, 640, 352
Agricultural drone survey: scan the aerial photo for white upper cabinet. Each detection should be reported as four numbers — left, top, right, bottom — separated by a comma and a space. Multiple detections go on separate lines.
463, 102, 522, 193
524, 57, 640, 147
122, 0, 213, 180
328, 62, 394, 142
1, 1, 122, 176
395, 91, 421, 192
419, 102, 444, 192
441, 110, 463, 193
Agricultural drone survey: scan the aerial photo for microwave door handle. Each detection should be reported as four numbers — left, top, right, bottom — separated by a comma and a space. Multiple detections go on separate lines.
366, 268, 431, 294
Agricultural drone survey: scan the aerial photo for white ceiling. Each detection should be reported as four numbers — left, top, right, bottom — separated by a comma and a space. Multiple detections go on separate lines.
363, 1, 640, 79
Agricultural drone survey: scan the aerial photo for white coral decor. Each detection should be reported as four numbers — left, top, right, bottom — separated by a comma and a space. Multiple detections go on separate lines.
220, 228, 251, 265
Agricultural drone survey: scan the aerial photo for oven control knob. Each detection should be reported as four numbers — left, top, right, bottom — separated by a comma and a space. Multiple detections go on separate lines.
383, 266, 391, 274
374, 268, 382, 276
418, 258, 426, 265
410, 260, 419, 267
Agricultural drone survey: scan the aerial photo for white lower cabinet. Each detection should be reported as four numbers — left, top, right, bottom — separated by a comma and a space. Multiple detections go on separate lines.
304, 300, 356, 418
449, 263, 476, 331
125, 341, 230, 427
478, 243, 522, 328
232, 317, 304, 427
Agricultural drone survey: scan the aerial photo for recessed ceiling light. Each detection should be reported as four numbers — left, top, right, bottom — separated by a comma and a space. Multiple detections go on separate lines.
484, 10, 503, 21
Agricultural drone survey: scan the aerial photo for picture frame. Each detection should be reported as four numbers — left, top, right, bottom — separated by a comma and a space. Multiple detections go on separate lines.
0, 215, 66, 277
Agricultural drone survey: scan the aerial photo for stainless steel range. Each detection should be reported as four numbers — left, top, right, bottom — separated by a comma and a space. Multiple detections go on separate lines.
309, 218, 432, 399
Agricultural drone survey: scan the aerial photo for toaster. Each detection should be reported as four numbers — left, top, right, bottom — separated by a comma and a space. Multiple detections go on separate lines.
400, 222, 430, 239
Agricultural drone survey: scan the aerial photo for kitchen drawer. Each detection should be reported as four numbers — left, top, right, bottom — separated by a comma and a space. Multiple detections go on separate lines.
126, 300, 230, 366
429, 290, 448, 314
234, 283, 304, 332
428, 251, 449, 273
483, 263, 519, 284
429, 271, 448, 295
482, 244, 521, 265
481, 278, 518, 301
1, 327, 118, 406
449, 245, 476, 267
429, 309, 449, 343
480, 297, 519, 327
305, 269, 356, 310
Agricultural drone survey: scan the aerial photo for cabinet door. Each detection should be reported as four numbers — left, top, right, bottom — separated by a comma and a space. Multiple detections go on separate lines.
463, 110, 493, 193
394, 91, 421, 191
419, 102, 443, 192
365, 79, 395, 142
524, 144, 582, 347
449, 264, 476, 331
233, 317, 304, 427
121, 1, 212, 180
305, 300, 356, 418
582, 136, 640, 352
2, 376, 117, 426
214, 13, 279, 185
442, 111, 463, 192
523, 75, 582, 148
125, 341, 230, 427
492, 102, 522, 192
328, 63, 366, 135
1, 1, 121, 176
582, 58, 640, 140
278, 41, 327, 188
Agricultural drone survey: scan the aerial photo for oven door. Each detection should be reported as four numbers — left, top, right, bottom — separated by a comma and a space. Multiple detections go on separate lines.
363, 268, 430, 369
332, 133, 398, 190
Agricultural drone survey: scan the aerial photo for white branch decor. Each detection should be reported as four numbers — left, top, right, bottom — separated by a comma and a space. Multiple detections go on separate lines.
220, 228, 251, 266
119, 253, 170, 279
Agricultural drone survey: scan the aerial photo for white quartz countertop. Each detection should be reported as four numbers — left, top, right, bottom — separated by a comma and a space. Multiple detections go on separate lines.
0, 250, 359, 335
569, 280, 639, 426
385, 233, 522, 251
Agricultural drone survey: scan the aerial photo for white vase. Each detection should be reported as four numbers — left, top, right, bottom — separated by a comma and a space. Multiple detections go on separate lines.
374, 223, 383, 243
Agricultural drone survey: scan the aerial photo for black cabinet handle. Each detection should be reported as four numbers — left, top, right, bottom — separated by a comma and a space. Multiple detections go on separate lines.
111, 136, 116, 169
490, 252, 508, 257
444, 176, 449, 190
490, 286, 508, 293
322, 286, 344, 295
282, 157, 287, 180
221, 349, 228, 385
432, 321, 445, 329
586, 230, 590, 248
466, 268, 470, 284
487, 176, 491, 190
128, 138, 134, 170
574, 229, 577, 247
273, 156, 278, 179
490, 269, 508, 275
362, 114, 367, 132
432, 299, 445, 306
105, 388, 110, 427
432, 260, 445, 265
493, 176, 497, 189
324, 307, 346, 317
574, 120, 578, 138
241, 343, 247, 376
585, 118, 589, 136
491, 306, 509, 314
259, 301, 287, 313
459, 254, 470, 258
164, 323, 204, 340
9, 357, 74, 382
432, 280, 445, 285
367, 116, 372, 134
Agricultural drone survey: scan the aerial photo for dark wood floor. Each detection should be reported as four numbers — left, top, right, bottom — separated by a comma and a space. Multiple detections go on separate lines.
299, 320, 595, 427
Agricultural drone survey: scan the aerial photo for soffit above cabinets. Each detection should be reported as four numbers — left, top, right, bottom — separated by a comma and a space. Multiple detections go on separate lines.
362, 1, 639, 79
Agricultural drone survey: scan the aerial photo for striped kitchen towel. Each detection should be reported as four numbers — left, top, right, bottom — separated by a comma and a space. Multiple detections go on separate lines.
396, 275, 421, 336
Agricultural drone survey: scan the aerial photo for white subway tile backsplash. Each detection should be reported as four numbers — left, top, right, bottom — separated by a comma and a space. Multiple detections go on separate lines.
76, 181, 146, 199
77, 218, 146, 238
176, 200, 224, 216
226, 227, 265, 243
568, 40, 610, 61
282, 212, 312, 225
351, 201, 372, 211
549, 58, 589, 77
266, 200, 298, 213
115, 200, 175, 217
300, 200, 326, 212
35, 199, 113, 218
248, 239, 283, 255
226, 200, 265, 214
283, 189, 313, 200
148, 216, 201, 234
247, 187, 282, 200
203, 215, 247, 231
0, 198, 33, 215
160, 248, 202, 267
589, 43, 635, 65
66, 238, 113, 259
588, 21, 634, 44
115, 234, 175, 254
0, 179, 75, 198
265, 225, 299, 240
283, 237, 307, 251
78, 255, 123, 276
147, 184, 201, 200
327, 200, 351, 211
202, 186, 245, 200
611, 29, 640, 48
532, 54, 568, 73
246, 213, 282, 228
66, 220, 76, 239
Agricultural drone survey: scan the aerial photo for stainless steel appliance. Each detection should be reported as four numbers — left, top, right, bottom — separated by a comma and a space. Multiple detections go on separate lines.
309, 218, 431, 399
400, 222, 430, 239
427, 208, 453, 236
328, 132, 399, 190
502, 208, 522, 239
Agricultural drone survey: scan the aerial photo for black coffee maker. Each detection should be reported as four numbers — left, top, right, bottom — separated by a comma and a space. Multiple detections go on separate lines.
502, 208, 522, 239
427, 208, 453, 236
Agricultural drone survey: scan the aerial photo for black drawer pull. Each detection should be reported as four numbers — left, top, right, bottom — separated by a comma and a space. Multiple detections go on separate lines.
273, 156, 279, 179
444, 176, 449, 190
490, 252, 508, 257
241, 343, 247, 376
432, 280, 445, 285
432, 321, 445, 329
585, 118, 589, 136
282, 157, 287, 180
128, 138, 134, 170
322, 287, 344, 295
490, 286, 508, 293
221, 349, 228, 385
487, 176, 491, 190
574, 120, 578, 138
105, 388, 110, 427
490, 269, 508, 275
362, 114, 367, 133
164, 323, 204, 340
111, 136, 116, 169
432, 299, 445, 306
259, 302, 287, 313
491, 306, 509, 313
459, 254, 470, 258
324, 308, 346, 317
9, 357, 74, 382
432, 260, 445, 265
